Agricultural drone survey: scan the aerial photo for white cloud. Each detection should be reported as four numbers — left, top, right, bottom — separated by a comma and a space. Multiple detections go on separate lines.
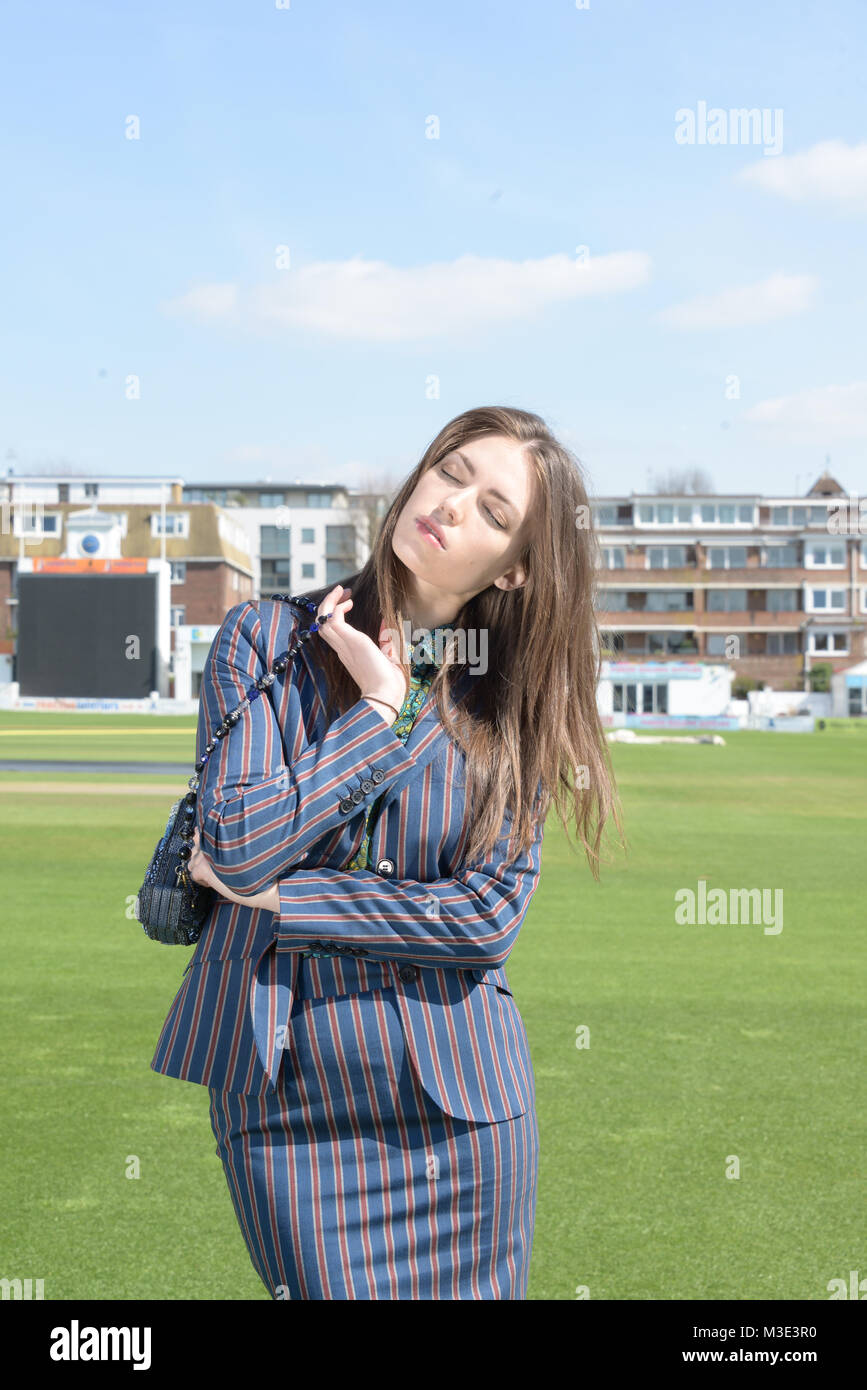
736, 139, 867, 207
160, 250, 651, 341
744, 381, 867, 438
657, 272, 817, 329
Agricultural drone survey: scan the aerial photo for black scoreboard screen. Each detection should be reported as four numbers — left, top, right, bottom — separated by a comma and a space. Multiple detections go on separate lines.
17, 574, 158, 698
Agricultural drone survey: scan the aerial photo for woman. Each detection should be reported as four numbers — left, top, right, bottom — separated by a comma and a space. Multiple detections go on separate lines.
150, 404, 620, 1299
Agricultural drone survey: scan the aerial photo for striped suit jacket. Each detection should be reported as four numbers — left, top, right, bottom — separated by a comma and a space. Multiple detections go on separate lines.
150, 598, 545, 1122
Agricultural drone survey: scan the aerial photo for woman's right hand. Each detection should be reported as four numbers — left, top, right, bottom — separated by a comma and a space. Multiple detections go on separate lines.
314, 584, 408, 713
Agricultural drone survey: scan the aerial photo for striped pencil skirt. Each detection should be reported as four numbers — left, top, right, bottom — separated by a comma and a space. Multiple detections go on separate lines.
207, 954, 539, 1299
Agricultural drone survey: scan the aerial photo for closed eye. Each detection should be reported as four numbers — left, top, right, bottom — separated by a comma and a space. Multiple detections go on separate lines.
439, 467, 507, 529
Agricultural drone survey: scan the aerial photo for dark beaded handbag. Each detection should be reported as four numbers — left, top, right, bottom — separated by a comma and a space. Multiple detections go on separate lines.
133, 595, 331, 946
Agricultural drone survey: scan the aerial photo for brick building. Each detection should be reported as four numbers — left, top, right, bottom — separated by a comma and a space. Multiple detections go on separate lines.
592, 472, 866, 695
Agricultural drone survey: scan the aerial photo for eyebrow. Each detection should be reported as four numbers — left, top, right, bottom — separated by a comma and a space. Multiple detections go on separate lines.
454, 451, 519, 516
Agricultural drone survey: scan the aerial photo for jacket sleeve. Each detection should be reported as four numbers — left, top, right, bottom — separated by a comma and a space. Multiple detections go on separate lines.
272, 809, 545, 968
196, 600, 420, 893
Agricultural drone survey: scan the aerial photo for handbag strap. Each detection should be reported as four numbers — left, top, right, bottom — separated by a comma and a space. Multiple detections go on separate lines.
174, 594, 332, 884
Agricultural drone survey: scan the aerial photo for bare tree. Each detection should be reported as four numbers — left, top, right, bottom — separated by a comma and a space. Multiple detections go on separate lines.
650, 467, 715, 495
349, 467, 403, 561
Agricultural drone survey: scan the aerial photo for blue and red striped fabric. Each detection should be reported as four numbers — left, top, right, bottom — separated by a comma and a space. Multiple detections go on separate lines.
150, 597, 546, 1122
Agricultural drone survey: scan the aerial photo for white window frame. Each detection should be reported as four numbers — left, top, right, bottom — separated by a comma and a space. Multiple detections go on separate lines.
170, 605, 186, 627
808, 629, 849, 655
169, 560, 186, 583
805, 541, 846, 569
151, 512, 190, 539
601, 546, 625, 569
806, 588, 847, 613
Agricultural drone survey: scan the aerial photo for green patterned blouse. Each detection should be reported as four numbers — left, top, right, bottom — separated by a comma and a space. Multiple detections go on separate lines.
301, 624, 454, 958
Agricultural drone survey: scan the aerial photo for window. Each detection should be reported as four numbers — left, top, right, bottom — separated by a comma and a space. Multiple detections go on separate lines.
792, 507, 807, 526
169, 560, 186, 583
614, 678, 666, 711
260, 559, 291, 590
706, 589, 747, 612
84, 483, 99, 498
636, 503, 693, 525
706, 633, 731, 656
170, 606, 185, 627
765, 544, 799, 567
806, 542, 845, 568
697, 502, 753, 525
260, 524, 291, 554
307, 493, 332, 508
809, 630, 848, 654
301, 563, 315, 578
807, 589, 846, 612
301, 528, 315, 544
151, 512, 189, 538
259, 492, 285, 507
598, 591, 629, 611
765, 589, 799, 612
595, 505, 618, 525
647, 631, 698, 654
771, 506, 789, 525
645, 589, 693, 611
647, 546, 687, 569
808, 505, 830, 526
767, 633, 798, 654
601, 547, 625, 568
707, 547, 747, 569
14, 508, 60, 536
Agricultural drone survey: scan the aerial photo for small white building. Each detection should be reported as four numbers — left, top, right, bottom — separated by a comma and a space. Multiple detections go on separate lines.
831, 658, 867, 718
598, 660, 737, 730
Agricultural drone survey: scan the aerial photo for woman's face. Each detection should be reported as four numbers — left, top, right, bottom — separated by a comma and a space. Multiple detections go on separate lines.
392, 433, 533, 603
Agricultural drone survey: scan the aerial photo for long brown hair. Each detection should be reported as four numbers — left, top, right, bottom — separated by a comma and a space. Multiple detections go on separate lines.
298, 406, 622, 877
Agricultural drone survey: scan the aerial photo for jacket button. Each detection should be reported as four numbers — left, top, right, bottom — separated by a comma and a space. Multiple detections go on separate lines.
350, 787, 364, 805
371, 769, 385, 784
399, 965, 419, 982
376, 858, 394, 876
360, 777, 374, 793
338, 797, 353, 813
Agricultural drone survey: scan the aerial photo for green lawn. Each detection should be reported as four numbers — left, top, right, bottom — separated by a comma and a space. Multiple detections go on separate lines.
0, 718, 863, 1300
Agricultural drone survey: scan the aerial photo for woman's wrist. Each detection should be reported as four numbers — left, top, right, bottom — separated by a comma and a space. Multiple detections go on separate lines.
362, 693, 401, 724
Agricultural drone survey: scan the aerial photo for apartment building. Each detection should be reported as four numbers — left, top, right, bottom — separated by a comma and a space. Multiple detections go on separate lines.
181, 480, 375, 596
592, 472, 866, 697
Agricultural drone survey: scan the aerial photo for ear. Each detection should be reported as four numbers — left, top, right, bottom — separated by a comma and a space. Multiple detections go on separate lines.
493, 562, 527, 592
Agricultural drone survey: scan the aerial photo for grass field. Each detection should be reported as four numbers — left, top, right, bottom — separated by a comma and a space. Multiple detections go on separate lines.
0, 712, 864, 1300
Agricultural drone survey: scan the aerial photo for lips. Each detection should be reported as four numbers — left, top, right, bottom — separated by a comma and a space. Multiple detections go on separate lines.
416, 515, 446, 548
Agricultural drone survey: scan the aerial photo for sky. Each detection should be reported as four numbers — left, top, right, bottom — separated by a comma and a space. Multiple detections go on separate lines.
1, 0, 865, 502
